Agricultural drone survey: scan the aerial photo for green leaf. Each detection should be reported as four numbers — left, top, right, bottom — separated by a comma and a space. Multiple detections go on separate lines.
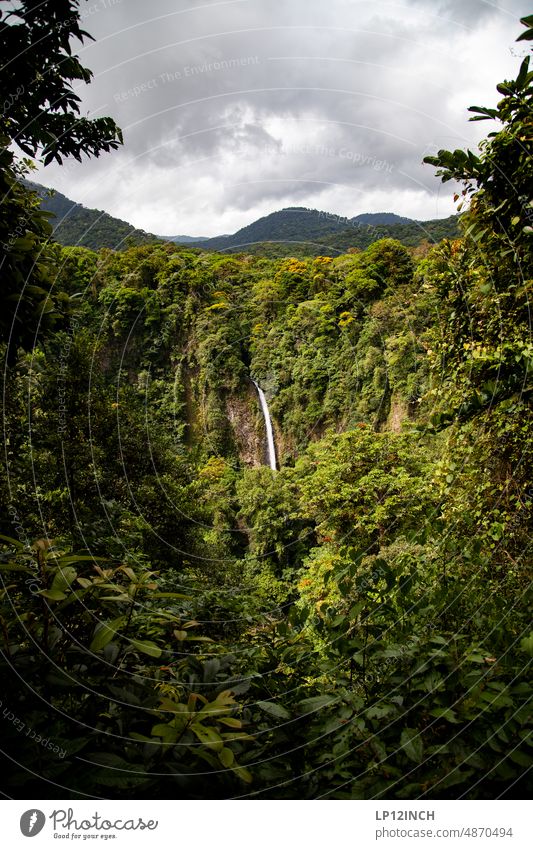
218, 716, 242, 729
90, 616, 126, 651
156, 700, 188, 719
0, 563, 33, 572
465, 651, 486, 663
151, 723, 179, 744
0, 534, 25, 549
231, 764, 252, 783
39, 588, 67, 601
366, 703, 396, 720
520, 633, 533, 656
509, 750, 532, 768
129, 639, 161, 658
429, 707, 459, 724
56, 555, 107, 565
299, 695, 337, 712
51, 565, 77, 593
401, 727, 424, 763
468, 106, 499, 121
517, 27, 533, 42
191, 723, 223, 751
256, 700, 291, 720
150, 592, 190, 599
218, 747, 235, 767
222, 732, 254, 743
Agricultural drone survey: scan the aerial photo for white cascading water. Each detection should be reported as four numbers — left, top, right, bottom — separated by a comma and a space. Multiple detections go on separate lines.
252, 380, 277, 470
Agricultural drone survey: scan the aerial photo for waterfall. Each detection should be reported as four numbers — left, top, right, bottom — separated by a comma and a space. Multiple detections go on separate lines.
252, 380, 277, 470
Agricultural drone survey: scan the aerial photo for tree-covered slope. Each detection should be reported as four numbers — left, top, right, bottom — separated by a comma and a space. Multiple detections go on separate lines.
190, 207, 459, 255
191, 206, 361, 250
353, 212, 412, 226
166, 234, 209, 243
27, 181, 160, 249
210, 214, 460, 257
29, 182, 459, 256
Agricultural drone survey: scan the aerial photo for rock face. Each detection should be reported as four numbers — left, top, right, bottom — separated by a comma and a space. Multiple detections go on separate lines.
386, 397, 408, 433
225, 386, 266, 467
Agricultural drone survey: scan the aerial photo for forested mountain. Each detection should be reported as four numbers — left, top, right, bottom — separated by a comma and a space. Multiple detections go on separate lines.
27, 181, 160, 249
31, 182, 458, 255
188, 206, 459, 253
353, 212, 412, 226
212, 214, 460, 257
190, 206, 359, 249
1, 2, 532, 804
166, 234, 209, 243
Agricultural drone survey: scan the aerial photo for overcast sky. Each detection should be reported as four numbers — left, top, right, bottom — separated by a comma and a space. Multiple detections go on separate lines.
35, 0, 530, 237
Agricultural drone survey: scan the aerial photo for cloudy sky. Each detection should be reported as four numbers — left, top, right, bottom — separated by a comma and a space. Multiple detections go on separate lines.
36, 0, 530, 237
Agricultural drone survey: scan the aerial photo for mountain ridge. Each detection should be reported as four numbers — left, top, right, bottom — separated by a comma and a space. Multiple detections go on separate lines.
186, 207, 415, 251
26, 181, 159, 249
29, 181, 459, 254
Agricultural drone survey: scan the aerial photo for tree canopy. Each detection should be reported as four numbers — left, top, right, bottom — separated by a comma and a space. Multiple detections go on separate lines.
0, 0, 123, 362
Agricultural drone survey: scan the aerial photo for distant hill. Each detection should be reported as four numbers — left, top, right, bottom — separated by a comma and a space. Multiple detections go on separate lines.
189, 207, 365, 251
190, 207, 459, 257
187, 207, 457, 253
316, 215, 460, 256
27, 182, 459, 256
352, 212, 412, 226
163, 234, 209, 243
27, 182, 160, 249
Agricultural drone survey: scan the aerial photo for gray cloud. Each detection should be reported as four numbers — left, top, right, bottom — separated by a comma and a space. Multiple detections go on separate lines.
37, 0, 531, 236
410, 0, 503, 24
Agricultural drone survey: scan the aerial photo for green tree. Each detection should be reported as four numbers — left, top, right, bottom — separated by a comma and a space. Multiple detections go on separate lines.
0, 0, 122, 163
423, 14, 533, 418
0, 0, 122, 362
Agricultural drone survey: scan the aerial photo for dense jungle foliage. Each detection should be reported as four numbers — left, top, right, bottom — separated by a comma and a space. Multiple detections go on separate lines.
0, 3, 531, 800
